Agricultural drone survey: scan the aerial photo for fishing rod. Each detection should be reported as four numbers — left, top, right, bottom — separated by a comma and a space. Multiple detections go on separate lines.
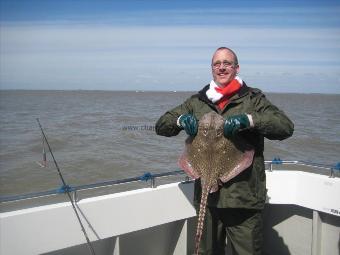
36, 118, 96, 255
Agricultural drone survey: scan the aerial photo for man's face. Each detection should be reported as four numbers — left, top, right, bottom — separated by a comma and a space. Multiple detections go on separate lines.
211, 49, 239, 87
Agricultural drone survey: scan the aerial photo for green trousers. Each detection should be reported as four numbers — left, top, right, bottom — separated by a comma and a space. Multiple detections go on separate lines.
197, 207, 263, 255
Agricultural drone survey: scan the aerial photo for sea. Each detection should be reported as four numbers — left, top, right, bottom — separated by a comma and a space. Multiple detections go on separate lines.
0, 90, 339, 201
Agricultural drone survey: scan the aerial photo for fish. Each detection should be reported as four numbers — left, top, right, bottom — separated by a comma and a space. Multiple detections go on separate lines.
178, 111, 254, 255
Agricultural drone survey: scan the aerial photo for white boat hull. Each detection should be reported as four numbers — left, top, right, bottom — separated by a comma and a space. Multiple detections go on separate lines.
1, 170, 339, 255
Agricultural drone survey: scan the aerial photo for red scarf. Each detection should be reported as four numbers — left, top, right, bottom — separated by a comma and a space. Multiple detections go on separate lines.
215, 79, 241, 110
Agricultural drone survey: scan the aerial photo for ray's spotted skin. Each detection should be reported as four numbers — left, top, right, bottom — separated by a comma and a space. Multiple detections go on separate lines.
179, 111, 254, 255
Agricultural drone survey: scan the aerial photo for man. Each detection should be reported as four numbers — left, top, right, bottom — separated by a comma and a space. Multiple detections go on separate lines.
155, 47, 294, 255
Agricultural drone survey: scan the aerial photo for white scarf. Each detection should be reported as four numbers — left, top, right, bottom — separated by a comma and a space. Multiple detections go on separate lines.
206, 76, 243, 103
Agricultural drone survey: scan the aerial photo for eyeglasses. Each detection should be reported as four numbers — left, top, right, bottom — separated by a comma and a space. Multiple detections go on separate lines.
212, 61, 236, 69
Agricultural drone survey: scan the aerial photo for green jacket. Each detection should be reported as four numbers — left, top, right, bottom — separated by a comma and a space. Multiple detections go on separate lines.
155, 83, 294, 209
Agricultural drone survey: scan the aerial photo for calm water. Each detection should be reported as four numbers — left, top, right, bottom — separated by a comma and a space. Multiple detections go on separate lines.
0, 90, 340, 197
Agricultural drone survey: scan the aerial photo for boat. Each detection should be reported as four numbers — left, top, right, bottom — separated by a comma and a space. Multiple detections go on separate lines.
1, 160, 339, 255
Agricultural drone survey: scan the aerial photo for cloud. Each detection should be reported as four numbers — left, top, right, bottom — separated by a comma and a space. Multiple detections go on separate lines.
1, 22, 339, 92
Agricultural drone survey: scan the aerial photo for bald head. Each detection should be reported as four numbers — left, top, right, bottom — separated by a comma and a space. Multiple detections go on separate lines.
212, 47, 239, 66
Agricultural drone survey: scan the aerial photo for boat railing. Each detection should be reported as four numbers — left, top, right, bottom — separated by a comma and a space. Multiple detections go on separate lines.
265, 159, 339, 175
0, 170, 187, 203
0, 160, 339, 203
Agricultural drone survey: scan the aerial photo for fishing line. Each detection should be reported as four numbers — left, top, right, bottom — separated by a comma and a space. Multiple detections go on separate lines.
36, 118, 96, 255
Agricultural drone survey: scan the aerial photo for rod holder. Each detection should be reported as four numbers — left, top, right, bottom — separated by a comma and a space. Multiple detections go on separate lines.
269, 163, 273, 172
151, 177, 156, 188
73, 190, 79, 202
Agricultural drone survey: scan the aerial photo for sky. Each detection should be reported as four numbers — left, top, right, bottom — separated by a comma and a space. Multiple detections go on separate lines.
0, 0, 340, 93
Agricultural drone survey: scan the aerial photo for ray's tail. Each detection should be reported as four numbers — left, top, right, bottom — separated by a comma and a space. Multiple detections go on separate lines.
194, 185, 210, 255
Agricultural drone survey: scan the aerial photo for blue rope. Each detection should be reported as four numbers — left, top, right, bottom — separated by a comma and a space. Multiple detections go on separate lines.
57, 184, 74, 194
272, 157, 282, 164
140, 172, 153, 181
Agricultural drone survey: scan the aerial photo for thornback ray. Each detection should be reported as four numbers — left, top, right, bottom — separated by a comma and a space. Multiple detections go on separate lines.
178, 111, 254, 255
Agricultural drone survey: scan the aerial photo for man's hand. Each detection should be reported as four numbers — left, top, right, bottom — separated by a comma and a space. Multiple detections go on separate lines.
178, 114, 198, 136
224, 114, 251, 138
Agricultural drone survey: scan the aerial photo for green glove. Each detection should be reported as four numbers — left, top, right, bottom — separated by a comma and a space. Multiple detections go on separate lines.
178, 114, 198, 136
224, 114, 250, 138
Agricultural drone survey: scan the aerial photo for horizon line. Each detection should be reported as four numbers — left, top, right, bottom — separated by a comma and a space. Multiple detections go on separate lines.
1, 88, 339, 95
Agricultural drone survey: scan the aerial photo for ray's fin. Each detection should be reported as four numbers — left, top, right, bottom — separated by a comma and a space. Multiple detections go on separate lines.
219, 149, 255, 183
178, 148, 200, 179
